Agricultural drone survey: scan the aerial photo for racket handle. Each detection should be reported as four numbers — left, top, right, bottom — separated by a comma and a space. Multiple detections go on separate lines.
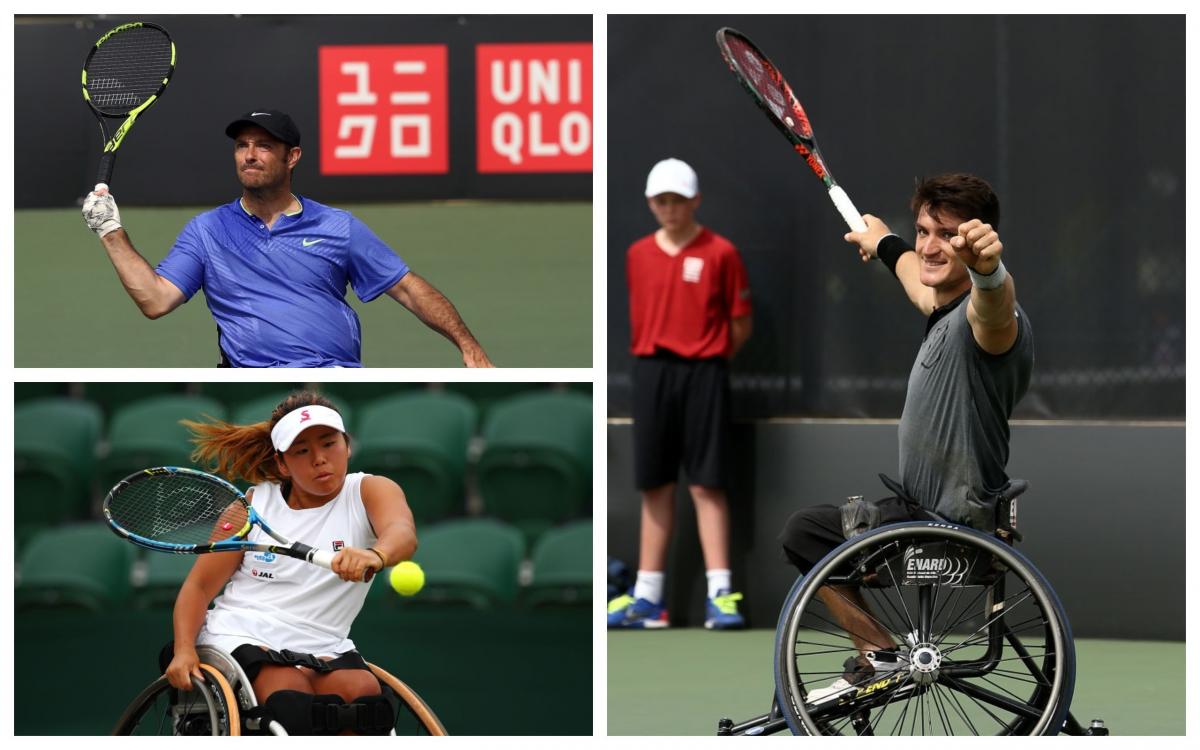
310, 548, 374, 582
828, 184, 868, 233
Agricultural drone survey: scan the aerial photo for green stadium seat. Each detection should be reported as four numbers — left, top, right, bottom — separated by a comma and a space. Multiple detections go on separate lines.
476, 392, 592, 546
134, 552, 198, 609
15, 398, 104, 543
316, 383, 424, 413
406, 519, 525, 607
196, 382, 303, 413
353, 391, 478, 524
15, 523, 137, 611
525, 520, 592, 606
96, 394, 227, 495
442, 383, 543, 423
232, 392, 356, 435
81, 383, 185, 418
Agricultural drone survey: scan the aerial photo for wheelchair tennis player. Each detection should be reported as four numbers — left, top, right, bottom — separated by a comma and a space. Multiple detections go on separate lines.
779, 174, 1031, 704
164, 390, 416, 735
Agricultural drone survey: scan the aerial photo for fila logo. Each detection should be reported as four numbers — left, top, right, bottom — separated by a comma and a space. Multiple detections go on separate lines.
682, 257, 704, 283
333, 540, 345, 552
299, 409, 311, 423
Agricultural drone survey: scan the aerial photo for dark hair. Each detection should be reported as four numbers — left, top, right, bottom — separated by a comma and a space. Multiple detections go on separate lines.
910, 173, 1000, 229
181, 390, 345, 485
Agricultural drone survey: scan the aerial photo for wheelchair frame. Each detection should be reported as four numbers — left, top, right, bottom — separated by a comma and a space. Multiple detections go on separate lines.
111, 645, 447, 736
718, 487, 1109, 736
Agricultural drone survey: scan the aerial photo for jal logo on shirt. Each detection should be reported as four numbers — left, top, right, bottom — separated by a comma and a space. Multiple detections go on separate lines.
682, 257, 704, 283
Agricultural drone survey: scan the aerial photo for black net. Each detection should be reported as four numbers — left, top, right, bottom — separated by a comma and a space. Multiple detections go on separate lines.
106, 470, 246, 546
84, 24, 172, 115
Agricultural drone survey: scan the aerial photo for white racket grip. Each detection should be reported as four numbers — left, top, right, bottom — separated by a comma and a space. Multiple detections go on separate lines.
310, 548, 336, 570
828, 184, 867, 233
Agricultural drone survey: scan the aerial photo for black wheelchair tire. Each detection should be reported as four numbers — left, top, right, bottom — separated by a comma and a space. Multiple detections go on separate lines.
772, 521, 1076, 736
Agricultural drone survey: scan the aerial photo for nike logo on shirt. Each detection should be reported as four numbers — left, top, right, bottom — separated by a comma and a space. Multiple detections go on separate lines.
302, 238, 325, 247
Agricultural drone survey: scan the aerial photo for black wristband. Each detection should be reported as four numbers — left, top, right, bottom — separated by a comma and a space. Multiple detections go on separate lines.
876, 234, 914, 277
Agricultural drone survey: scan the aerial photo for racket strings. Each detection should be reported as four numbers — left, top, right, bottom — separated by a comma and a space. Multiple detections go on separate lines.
85, 27, 172, 114
725, 37, 788, 119
108, 476, 248, 546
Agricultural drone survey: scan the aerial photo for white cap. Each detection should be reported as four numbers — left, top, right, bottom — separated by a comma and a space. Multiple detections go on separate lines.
644, 158, 699, 199
271, 405, 346, 451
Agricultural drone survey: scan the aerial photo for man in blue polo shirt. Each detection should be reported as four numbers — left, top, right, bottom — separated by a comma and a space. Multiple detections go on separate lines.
82, 110, 492, 368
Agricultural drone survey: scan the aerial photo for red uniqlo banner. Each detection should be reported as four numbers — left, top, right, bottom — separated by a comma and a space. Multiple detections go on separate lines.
476, 43, 593, 173
318, 45, 448, 175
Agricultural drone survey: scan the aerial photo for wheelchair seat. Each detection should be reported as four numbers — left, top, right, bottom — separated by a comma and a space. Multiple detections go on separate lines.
112, 644, 447, 735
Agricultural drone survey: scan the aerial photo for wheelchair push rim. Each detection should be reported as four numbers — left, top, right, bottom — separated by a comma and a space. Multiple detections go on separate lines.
774, 522, 1075, 736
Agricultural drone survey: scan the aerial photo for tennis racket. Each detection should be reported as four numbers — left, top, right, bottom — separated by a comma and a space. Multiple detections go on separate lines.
716, 27, 867, 232
81, 21, 176, 192
103, 466, 374, 582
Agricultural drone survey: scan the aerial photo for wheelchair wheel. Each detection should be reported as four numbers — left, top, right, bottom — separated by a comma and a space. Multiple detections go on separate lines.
112, 664, 240, 735
774, 522, 1075, 736
368, 662, 449, 735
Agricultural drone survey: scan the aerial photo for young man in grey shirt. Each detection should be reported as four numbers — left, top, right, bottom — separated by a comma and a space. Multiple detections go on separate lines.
778, 173, 1032, 703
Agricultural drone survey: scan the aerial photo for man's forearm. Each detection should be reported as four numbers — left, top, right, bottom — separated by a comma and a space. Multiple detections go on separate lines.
100, 229, 174, 319
970, 276, 1016, 329
403, 277, 483, 352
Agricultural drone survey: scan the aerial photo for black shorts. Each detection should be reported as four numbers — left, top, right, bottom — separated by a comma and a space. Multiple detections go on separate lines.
631, 353, 731, 491
778, 496, 933, 574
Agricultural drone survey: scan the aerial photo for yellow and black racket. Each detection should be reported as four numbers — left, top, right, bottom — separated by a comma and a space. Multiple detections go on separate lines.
81, 21, 175, 192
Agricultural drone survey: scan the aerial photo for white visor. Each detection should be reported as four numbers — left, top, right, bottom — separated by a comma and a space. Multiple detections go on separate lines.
271, 405, 346, 452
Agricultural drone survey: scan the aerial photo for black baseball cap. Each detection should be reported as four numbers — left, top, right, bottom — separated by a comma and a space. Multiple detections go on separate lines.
225, 110, 301, 147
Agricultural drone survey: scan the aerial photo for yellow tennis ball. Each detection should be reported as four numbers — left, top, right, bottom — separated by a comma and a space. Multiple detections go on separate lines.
389, 561, 425, 596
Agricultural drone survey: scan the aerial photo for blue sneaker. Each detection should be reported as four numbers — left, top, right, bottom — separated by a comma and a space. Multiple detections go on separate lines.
607, 592, 669, 629
705, 589, 745, 630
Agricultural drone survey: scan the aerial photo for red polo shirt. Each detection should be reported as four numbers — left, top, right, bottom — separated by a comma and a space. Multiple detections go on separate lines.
627, 227, 752, 359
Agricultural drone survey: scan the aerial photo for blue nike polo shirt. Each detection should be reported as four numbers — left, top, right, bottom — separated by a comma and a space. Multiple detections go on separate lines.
156, 196, 409, 367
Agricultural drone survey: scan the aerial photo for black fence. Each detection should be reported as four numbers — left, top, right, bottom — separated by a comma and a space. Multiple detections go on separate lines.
17, 14, 592, 208
607, 15, 1184, 420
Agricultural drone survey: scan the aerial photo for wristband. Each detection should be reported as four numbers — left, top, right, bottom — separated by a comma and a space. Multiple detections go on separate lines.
968, 260, 1007, 290
367, 547, 387, 568
876, 234, 913, 277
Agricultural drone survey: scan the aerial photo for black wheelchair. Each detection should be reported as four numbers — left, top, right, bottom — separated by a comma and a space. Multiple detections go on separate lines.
719, 481, 1108, 736
112, 645, 447, 735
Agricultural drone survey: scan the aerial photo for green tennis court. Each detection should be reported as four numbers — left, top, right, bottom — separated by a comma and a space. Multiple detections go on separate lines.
16, 200, 591, 367
608, 629, 1184, 735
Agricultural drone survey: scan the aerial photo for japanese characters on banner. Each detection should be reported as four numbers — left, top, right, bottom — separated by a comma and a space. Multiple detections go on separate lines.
319, 42, 592, 176
318, 45, 449, 175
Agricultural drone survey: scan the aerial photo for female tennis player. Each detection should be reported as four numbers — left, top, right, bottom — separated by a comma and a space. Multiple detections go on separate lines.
163, 391, 416, 735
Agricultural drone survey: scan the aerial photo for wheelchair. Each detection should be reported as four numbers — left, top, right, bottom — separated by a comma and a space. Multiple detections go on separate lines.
112, 645, 447, 735
718, 481, 1109, 736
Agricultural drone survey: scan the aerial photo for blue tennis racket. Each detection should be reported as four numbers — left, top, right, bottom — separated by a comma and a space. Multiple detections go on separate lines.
103, 466, 371, 580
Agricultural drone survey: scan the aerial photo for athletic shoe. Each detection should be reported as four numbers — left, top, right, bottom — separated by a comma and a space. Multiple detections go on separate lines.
804, 648, 908, 705
704, 589, 746, 630
607, 592, 669, 629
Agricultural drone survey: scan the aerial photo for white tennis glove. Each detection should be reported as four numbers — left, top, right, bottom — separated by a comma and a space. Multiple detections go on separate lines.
82, 185, 123, 237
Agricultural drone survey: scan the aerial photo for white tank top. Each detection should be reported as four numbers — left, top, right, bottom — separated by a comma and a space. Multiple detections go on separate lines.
197, 472, 376, 655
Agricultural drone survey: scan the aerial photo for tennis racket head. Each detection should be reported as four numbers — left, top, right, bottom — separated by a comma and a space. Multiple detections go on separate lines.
716, 27, 835, 187
82, 22, 175, 117
103, 466, 250, 552
82, 21, 175, 188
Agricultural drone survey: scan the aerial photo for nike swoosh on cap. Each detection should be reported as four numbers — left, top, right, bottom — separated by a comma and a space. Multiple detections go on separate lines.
250, 112, 271, 116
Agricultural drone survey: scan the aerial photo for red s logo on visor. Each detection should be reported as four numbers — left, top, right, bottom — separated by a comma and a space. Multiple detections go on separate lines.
300, 409, 311, 423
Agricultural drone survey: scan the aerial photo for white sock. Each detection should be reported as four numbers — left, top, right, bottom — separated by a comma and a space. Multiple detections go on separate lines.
633, 571, 664, 605
707, 569, 732, 599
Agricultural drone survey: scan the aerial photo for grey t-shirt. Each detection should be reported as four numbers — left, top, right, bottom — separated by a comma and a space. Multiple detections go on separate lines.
897, 292, 1033, 528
